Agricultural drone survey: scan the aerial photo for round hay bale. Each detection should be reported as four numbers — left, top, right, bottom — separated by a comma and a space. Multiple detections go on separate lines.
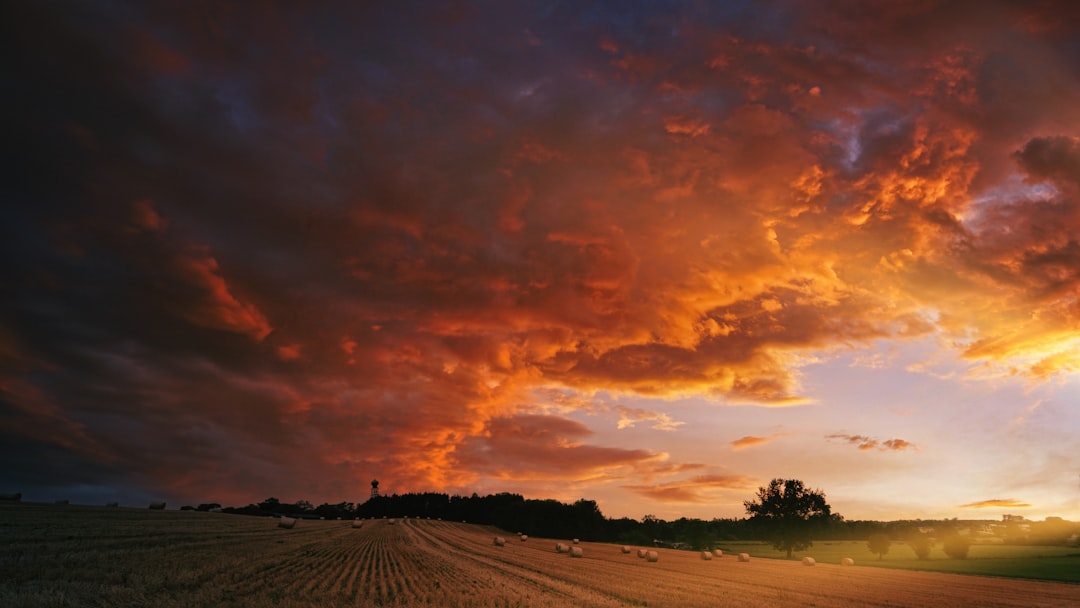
555, 542, 569, 553
570, 546, 584, 558
148, 501, 165, 510
712, 549, 723, 557
646, 550, 659, 562
352, 520, 364, 528
841, 557, 855, 566
701, 551, 713, 560
278, 516, 297, 529
387, 518, 396, 525
572, 538, 580, 544
737, 553, 751, 562
520, 534, 528, 541
493, 536, 506, 546
621, 545, 632, 554
637, 548, 647, 558
802, 556, 816, 566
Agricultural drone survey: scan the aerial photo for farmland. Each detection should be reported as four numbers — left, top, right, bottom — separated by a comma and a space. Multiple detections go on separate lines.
720, 540, 1080, 584
3, 504, 1079, 607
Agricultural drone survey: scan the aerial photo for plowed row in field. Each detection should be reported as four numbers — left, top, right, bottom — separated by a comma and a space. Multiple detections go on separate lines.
2, 504, 1078, 607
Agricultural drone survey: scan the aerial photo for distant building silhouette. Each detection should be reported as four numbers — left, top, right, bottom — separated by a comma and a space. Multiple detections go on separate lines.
370, 479, 380, 499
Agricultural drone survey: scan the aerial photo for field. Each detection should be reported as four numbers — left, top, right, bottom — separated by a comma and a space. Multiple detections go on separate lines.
720, 540, 1080, 584
3, 504, 1079, 608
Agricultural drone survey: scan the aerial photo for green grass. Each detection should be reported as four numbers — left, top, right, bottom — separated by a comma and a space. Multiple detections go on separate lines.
716, 539, 1080, 584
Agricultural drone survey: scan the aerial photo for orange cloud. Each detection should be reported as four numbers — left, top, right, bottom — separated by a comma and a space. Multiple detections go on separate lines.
174, 251, 272, 341
730, 433, 788, 450
614, 406, 684, 431
454, 415, 665, 482
276, 344, 301, 360
11, 0, 1080, 516
623, 474, 757, 503
826, 434, 917, 452
131, 199, 166, 232
958, 499, 1033, 509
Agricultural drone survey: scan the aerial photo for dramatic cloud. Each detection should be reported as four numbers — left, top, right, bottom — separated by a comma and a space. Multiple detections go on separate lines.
2, 0, 1079, 519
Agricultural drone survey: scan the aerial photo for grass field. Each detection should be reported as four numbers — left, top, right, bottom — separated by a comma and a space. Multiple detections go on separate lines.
3, 503, 1079, 607
718, 539, 1080, 584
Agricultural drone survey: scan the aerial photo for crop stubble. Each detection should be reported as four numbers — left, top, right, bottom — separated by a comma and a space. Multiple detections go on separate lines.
2, 504, 1078, 607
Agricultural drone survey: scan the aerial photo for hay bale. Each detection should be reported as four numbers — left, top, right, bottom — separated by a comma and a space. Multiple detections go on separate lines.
572, 538, 580, 544
555, 542, 569, 553
621, 545, 631, 554
570, 546, 584, 558
387, 518, 396, 525
278, 516, 297, 529
352, 520, 364, 528
701, 551, 713, 560
712, 549, 723, 557
0, 493, 23, 502
209, 507, 223, 513
520, 534, 528, 541
802, 556, 816, 566
493, 536, 506, 546
737, 553, 751, 562
840, 557, 855, 566
148, 501, 165, 510
646, 550, 659, 562
637, 548, 647, 558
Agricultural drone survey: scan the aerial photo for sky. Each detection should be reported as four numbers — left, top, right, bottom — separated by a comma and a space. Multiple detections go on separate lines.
3, 0, 1080, 522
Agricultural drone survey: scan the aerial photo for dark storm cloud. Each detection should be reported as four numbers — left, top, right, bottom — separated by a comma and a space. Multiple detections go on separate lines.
3, 0, 1080, 509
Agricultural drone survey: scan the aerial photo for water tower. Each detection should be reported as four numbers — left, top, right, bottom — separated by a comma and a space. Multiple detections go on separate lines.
370, 479, 380, 499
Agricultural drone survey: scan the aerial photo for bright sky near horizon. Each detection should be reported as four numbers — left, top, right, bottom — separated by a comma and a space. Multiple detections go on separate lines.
3, 0, 1080, 522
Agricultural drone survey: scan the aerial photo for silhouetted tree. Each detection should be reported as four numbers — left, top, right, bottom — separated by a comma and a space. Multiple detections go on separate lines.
744, 479, 833, 558
257, 497, 281, 512
867, 533, 891, 560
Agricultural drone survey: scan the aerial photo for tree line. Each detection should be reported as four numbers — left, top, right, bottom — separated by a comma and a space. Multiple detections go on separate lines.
204, 478, 1078, 551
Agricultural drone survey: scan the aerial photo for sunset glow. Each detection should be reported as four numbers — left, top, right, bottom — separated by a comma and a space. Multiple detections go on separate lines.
3, 1, 1079, 521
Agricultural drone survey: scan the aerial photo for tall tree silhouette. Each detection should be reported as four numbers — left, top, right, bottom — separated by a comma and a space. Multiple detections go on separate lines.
744, 478, 833, 558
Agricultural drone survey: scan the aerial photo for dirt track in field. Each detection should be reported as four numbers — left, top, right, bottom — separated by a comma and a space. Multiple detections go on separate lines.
2, 505, 1078, 607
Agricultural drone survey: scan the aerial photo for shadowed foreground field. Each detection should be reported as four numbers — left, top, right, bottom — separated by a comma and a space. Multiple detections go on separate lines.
3, 504, 1079, 607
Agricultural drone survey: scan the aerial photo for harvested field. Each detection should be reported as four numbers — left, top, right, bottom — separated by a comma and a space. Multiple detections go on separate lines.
2, 503, 1078, 607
